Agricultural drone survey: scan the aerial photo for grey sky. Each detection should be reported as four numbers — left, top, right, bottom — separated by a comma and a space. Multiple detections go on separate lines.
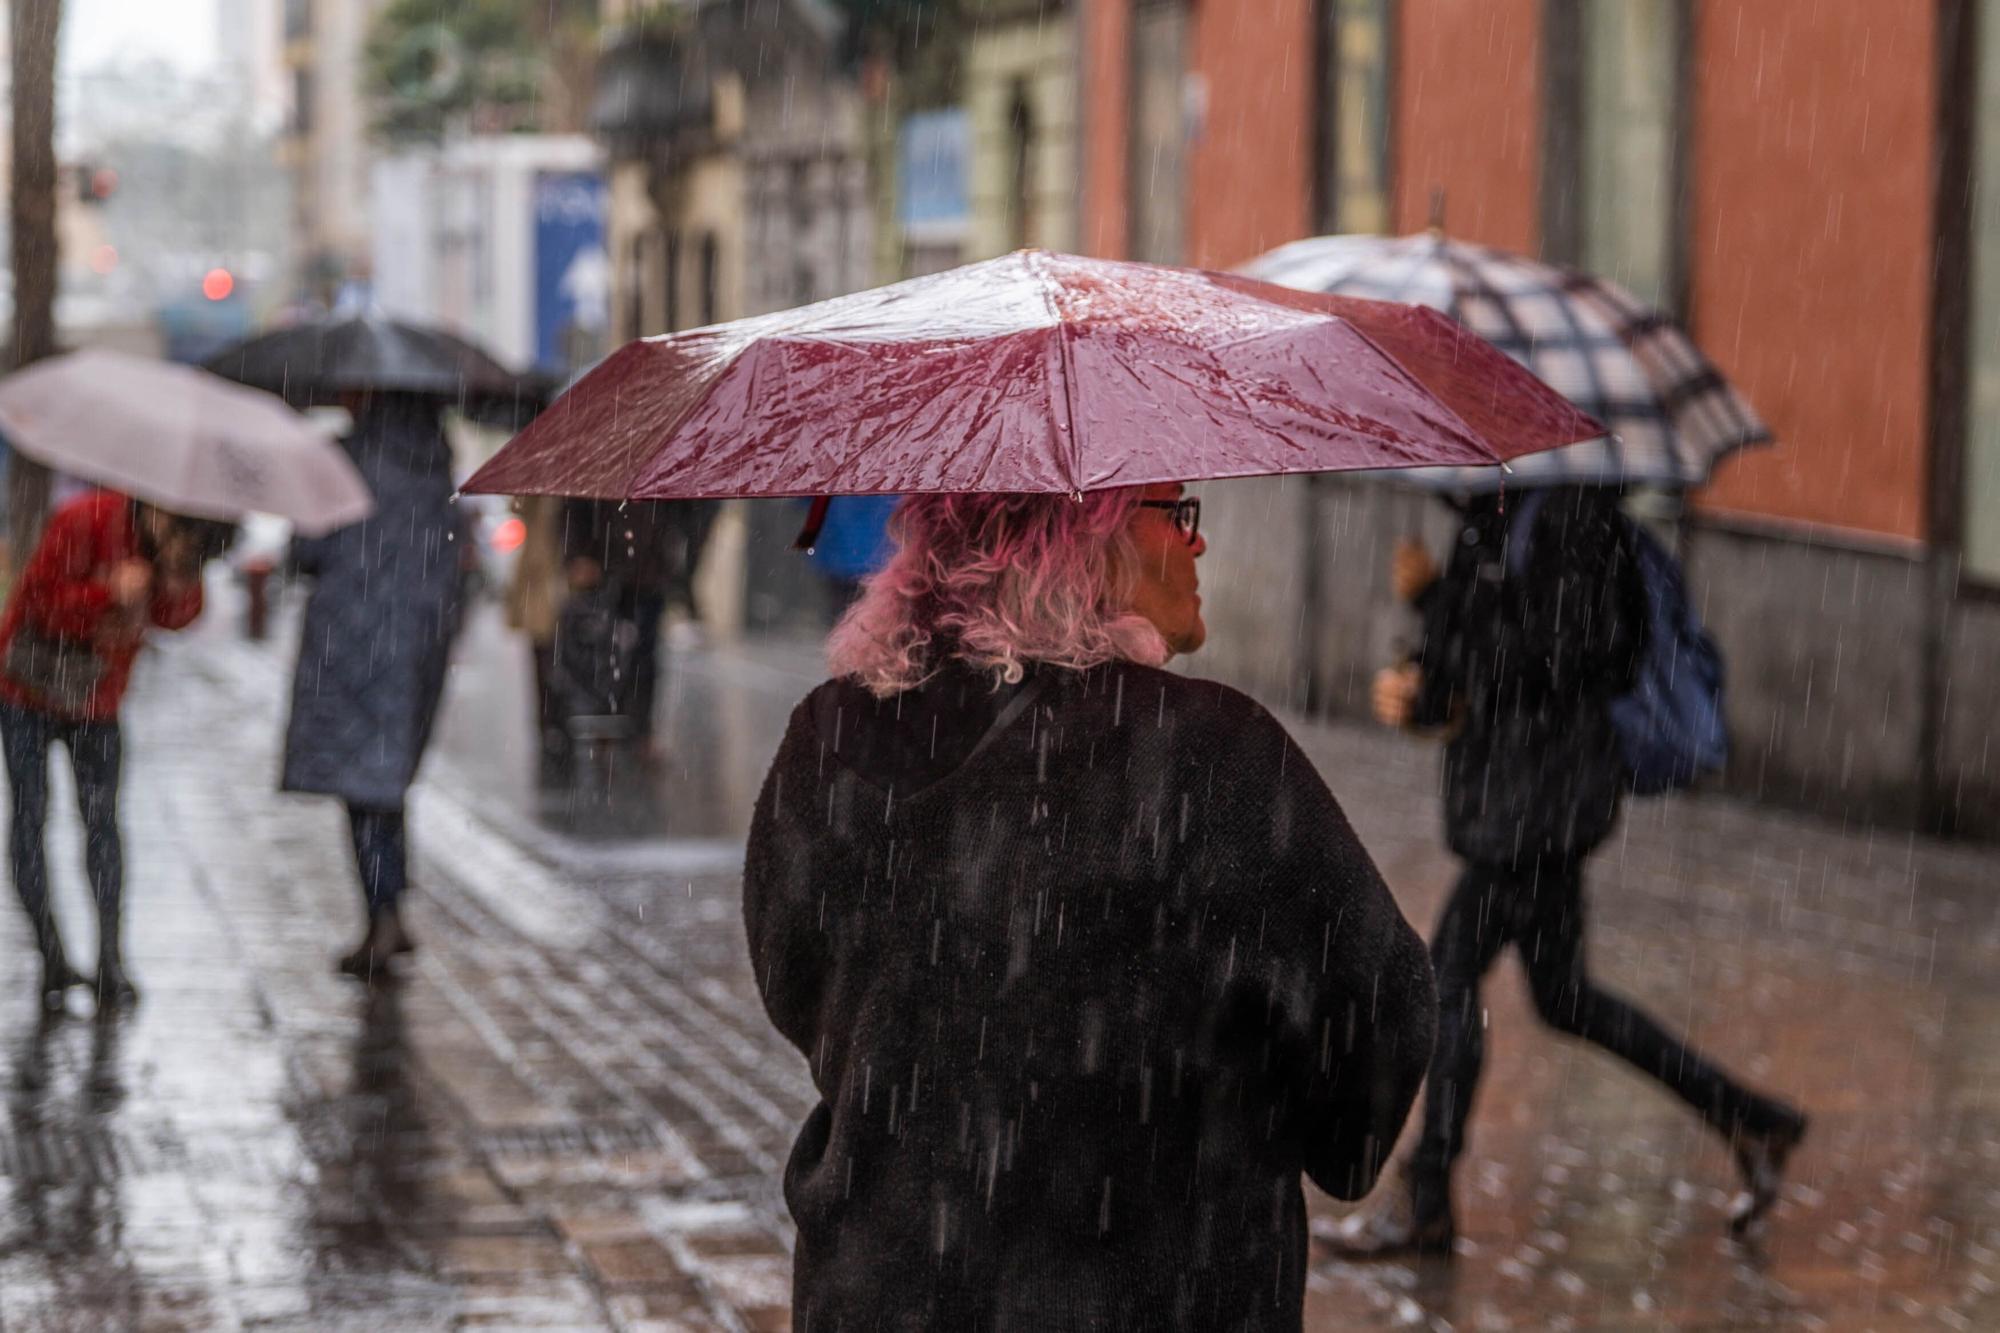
63, 0, 220, 76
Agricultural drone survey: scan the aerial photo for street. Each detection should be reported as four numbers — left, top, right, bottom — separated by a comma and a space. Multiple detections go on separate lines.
0, 591, 1995, 1330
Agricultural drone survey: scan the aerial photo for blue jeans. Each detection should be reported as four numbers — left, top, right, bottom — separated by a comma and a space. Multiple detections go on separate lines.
0, 700, 123, 963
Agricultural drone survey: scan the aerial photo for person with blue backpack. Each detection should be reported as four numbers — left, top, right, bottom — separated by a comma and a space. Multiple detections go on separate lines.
1329, 484, 1807, 1257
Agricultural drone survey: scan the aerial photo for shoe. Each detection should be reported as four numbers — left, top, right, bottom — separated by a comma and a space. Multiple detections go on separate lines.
1313, 1171, 1456, 1259
92, 959, 140, 1013
38, 955, 84, 1013
1730, 1109, 1808, 1235
338, 909, 412, 983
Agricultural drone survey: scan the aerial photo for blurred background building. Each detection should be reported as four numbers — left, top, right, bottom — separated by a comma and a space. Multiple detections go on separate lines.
8, 0, 2000, 837
1078, 0, 2000, 839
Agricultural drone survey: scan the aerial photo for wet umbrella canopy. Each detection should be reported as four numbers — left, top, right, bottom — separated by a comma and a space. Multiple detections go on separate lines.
0, 348, 373, 535
203, 313, 550, 429
461, 250, 1605, 501
1243, 231, 1771, 491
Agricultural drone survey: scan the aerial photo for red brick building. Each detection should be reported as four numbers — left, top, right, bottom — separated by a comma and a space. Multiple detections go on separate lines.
1078, 0, 2000, 834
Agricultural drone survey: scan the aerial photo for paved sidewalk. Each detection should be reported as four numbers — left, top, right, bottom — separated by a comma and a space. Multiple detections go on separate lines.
0, 614, 1997, 1329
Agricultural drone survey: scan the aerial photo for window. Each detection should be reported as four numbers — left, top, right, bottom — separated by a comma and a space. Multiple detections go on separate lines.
699, 233, 719, 326
1548, 1, 1685, 310
664, 230, 682, 332
1127, 0, 1189, 263
623, 236, 645, 341
1007, 81, 1036, 250
1313, 0, 1393, 235
1965, 7, 2000, 579
290, 67, 314, 137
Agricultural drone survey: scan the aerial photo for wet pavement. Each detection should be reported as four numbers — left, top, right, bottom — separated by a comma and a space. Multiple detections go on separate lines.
0, 592, 1996, 1328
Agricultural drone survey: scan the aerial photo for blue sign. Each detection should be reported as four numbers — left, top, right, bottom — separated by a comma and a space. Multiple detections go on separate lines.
534, 171, 609, 372
898, 110, 969, 238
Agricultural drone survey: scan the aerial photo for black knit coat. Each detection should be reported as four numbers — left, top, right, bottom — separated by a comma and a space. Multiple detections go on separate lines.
745, 661, 1437, 1331
1411, 486, 1647, 867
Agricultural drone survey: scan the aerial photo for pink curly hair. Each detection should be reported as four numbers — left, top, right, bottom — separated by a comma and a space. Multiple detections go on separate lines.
826, 489, 1172, 696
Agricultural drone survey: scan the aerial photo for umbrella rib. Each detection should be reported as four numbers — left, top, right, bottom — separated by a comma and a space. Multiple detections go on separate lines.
1022, 250, 1086, 493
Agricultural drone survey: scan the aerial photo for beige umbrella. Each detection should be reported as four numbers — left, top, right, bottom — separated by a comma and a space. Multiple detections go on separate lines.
0, 348, 373, 535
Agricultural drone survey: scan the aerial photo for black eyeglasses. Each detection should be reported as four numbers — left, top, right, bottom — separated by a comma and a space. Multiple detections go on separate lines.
1138, 497, 1201, 545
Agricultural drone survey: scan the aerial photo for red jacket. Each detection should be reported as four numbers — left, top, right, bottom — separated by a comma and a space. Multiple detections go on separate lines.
0, 490, 204, 720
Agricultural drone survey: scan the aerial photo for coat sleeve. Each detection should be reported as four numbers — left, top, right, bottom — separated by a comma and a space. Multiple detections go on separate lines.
1209, 708, 1438, 1201
742, 699, 828, 1059
18, 501, 115, 638
1408, 570, 1465, 729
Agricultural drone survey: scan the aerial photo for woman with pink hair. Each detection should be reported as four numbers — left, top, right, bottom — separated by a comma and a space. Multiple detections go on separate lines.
744, 482, 1437, 1330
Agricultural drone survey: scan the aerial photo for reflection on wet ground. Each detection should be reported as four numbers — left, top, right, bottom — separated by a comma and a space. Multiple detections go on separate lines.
0, 607, 1994, 1328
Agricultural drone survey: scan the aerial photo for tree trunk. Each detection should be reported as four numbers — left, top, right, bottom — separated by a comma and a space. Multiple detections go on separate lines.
8, 0, 62, 573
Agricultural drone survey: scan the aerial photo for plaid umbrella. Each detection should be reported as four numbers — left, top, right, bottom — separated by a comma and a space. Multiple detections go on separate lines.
1240, 231, 1770, 491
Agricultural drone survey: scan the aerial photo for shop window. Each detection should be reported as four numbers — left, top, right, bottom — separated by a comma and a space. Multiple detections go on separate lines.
1313, 0, 1393, 235
1128, 0, 1189, 263
1964, 7, 2000, 578
1546, 1, 1684, 309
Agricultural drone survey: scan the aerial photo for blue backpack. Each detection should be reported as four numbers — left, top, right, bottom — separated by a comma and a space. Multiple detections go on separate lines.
1506, 491, 1729, 795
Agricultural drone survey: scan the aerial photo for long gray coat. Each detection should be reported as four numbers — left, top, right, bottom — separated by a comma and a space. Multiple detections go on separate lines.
282, 397, 465, 809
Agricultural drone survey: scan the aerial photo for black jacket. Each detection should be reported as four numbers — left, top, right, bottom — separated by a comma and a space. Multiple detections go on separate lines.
1411, 487, 1646, 866
282, 397, 464, 808
745, 661, 1436, 1331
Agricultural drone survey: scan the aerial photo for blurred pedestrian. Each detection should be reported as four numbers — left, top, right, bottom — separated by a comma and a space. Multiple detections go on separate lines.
744, 484, 1437, 1329
562, 498, 672, 758
802, 494, 897, 625
660, 499, 720, 646
1336, 486, 1807, 1255
503, 495, 567, 786
0, 490, 234, 1011
282, 393, 465, 982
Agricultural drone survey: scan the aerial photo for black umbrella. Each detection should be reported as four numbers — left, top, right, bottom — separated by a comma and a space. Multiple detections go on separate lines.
202, 313, 554, 429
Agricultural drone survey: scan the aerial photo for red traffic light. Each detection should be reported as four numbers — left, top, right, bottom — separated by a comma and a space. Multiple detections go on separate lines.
202, 268, 235, 301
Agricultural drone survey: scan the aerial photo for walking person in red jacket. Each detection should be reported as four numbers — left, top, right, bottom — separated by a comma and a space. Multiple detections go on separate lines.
0, 489, 233, 1011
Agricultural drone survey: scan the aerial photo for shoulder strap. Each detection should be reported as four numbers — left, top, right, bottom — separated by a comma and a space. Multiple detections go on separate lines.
960, 671, 1052, 770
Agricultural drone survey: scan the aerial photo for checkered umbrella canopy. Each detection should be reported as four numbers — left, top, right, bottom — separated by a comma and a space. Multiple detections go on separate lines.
1241, 231, 1770, 491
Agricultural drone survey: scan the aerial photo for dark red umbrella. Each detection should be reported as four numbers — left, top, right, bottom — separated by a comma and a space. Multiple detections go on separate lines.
462, 250, 1602, 504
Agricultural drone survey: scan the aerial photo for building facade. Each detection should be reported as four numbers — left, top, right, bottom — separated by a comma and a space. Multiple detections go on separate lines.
280, 0, 382, 304
1081, 0, 2000, 837
592, 0, 872, 633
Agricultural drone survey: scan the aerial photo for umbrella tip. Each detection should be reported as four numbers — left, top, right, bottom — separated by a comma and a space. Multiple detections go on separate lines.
1427, 187, 1447, 234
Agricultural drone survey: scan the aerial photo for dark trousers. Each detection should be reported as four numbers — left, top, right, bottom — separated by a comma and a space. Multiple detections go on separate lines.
346, 803, 407, 915
0, 701, 123, 964
626, 592, 668, 739
1410, 857, 1792, 1209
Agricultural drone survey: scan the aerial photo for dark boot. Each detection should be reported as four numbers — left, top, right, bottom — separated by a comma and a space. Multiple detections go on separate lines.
1314, 1166, 1457, 1259
30, 915, 83, 1013
92, 911, 139, 1013
38, 945, 84, 1013
1730, 1108, 1809, 1235
92, 955, 139, 1013
338, 907, 412, 983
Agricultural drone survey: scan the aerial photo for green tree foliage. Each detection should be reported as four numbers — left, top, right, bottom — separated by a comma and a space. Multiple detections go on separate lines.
365, 0, 597, 143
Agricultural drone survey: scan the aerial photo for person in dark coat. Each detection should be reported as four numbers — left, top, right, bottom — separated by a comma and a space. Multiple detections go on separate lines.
282, 394, 465, 980
744, 483, 1437, 1331
1333, 486, 1807, 1256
